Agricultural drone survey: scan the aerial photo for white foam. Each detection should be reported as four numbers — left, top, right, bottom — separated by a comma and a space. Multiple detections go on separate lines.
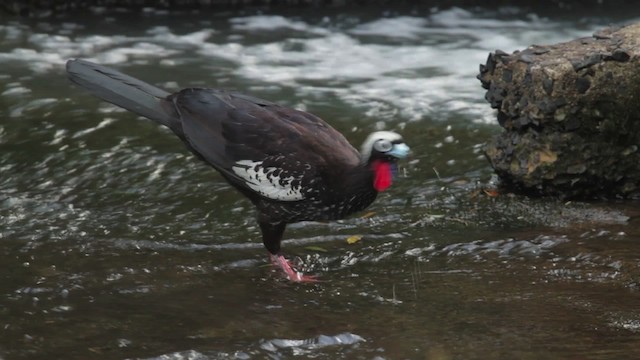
146, 26, 214, 45
1, 86, 31, 96
230, 15, 330, 36
0, 27, 211, 73
0, 8, 616, 123
72, 118, 118, 138
350, 16, 429, 39
9, 98, 57, 118
198, 10, 605, 123
91, 42, 179, 64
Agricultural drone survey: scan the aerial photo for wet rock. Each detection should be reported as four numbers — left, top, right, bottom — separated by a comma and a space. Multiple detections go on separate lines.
478, 23, 640, 199
411, 180, 630, 230
574, 77, 591, 94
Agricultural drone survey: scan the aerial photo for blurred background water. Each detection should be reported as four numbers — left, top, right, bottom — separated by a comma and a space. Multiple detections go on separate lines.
1, 5, 640, 359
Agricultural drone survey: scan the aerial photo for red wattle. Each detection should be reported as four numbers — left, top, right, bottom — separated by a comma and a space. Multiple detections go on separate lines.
372, 160, 392, 191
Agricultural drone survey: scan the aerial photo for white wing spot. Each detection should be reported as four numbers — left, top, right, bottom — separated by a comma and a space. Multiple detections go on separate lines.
231, 160, 305, 201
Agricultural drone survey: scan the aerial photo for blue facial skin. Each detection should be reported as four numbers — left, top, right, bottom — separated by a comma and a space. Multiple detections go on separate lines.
388, 143, 410, 178
388, 143, 410, 159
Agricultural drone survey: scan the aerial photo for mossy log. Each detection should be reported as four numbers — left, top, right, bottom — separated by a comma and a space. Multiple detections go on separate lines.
478, 23, 640, 199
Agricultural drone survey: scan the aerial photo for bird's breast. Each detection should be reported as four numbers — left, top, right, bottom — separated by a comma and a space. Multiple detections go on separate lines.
257, 184, 377, 223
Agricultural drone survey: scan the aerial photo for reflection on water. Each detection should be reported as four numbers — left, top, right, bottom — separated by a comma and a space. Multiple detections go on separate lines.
1, 5, 640, 360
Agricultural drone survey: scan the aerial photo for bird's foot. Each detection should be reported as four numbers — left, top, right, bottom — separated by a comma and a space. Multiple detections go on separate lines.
269, 254, 319, 283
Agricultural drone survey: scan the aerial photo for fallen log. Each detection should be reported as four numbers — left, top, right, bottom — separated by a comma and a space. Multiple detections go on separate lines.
478, 23, 640, 199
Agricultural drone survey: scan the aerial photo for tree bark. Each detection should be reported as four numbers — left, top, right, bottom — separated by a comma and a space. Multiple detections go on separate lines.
478, 23, 640, 199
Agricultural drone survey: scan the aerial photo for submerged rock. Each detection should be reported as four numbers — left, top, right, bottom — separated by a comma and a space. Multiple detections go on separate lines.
478, 23, 640, 199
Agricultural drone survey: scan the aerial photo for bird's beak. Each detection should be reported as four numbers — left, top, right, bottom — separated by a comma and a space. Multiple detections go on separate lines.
388, 143, 410, 159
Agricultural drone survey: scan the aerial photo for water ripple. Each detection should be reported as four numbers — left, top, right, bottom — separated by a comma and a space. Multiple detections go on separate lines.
139, 332, 365, 360
438, 235, 569, 258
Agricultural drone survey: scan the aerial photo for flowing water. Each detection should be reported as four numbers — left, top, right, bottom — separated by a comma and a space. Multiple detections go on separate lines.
2, 5, 640, 360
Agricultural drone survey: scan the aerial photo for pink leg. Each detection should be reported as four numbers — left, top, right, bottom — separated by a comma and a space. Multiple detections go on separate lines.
269, 254, 318, 283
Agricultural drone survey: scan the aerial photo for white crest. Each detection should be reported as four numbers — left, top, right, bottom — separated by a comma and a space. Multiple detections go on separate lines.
360, 131, 404, 162
231, 160, 305, 201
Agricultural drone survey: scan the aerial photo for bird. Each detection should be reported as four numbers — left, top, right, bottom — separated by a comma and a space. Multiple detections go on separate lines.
66, 59, 410, 282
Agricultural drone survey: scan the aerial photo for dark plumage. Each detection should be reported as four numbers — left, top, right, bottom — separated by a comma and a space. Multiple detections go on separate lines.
66, 59, 409, 281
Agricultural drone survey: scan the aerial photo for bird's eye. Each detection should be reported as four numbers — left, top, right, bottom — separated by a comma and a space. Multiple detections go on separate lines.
373, 139, 393, 152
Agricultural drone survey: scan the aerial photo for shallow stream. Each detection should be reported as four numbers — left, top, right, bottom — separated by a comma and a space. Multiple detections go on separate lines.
1, 5, 640, 359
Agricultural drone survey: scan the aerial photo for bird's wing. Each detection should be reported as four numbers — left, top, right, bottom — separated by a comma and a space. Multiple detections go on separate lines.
168, 89, 360, 202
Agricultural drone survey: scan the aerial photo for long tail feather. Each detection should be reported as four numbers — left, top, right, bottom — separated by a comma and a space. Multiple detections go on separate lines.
66, 59, 173, 127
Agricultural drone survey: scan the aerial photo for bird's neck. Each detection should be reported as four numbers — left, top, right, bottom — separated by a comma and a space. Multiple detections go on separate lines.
330, 158, 396, 200
343, 163, 376, 194
359, 155, 397, 191
371, 159, 396, 191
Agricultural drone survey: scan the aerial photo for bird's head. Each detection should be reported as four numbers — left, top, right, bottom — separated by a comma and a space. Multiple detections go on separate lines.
360, 131, 410, 192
